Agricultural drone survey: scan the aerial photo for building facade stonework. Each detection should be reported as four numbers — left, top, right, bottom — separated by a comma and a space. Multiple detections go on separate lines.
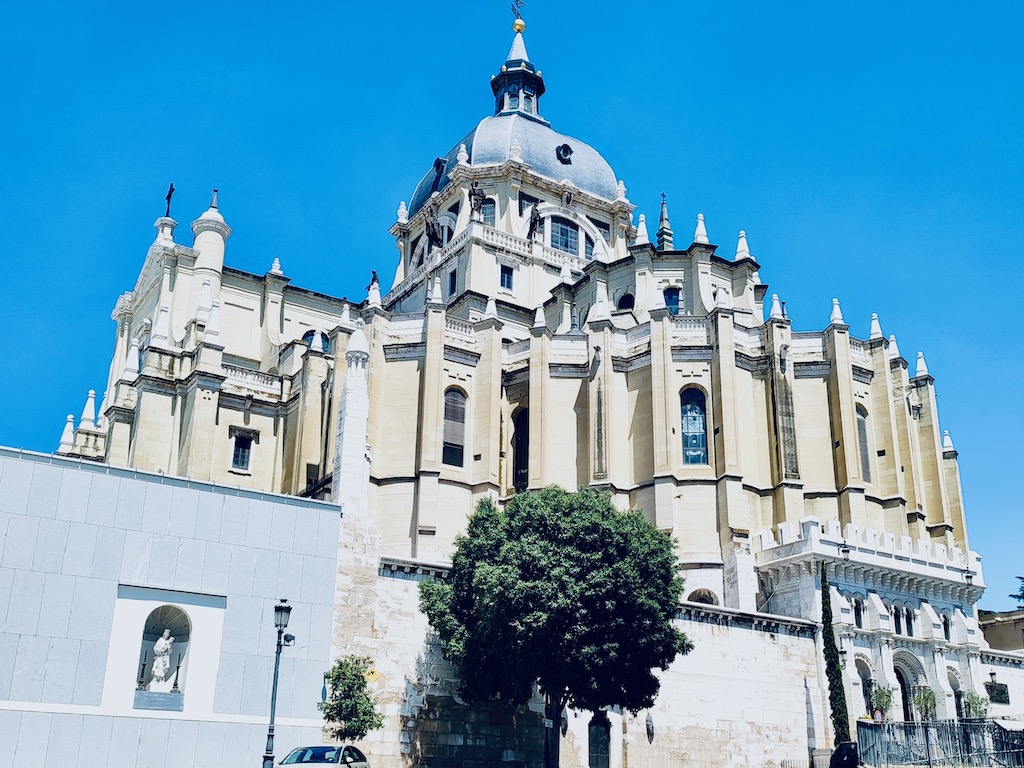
2, 18, 1022, 768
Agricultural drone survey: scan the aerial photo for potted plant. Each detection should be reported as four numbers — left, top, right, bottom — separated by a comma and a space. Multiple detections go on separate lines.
910, 688, 937, 721
871, 685, 895, 720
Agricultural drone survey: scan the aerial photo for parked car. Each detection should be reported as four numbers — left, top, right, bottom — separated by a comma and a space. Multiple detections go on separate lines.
280, 745, 369, 766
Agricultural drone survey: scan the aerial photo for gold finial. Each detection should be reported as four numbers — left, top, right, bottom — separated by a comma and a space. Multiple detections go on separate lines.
513, 18, 526, 33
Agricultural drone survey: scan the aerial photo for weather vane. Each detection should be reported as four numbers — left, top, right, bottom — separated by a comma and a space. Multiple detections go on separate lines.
510, 0, 526, 20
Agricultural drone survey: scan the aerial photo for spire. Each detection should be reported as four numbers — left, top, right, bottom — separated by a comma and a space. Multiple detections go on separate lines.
769, 293, 784, 320
829, 298, 844, 325
490, 17, 546, 118
484, 296, 498, 319
888, 334, 901, 359
735, 230, 750, 260
694, 213, 709, 245
560, 260, 573, 284
869, 313, 883, 340
57, 414, 75, 453
533, 304, 546, 329
80, 390, 96, 430
656, 193, 674, 250
269, 257, 283, 276
942, 429, 956, 452
635, 214, 650, 245
915, 351, 929, 377
616, 181, 628, 202
507, 22, 531, 65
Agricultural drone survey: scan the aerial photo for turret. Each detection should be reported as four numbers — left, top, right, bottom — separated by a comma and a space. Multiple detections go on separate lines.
191, 189, 231, 280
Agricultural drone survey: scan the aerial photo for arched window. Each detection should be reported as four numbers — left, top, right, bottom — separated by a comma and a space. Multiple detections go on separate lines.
137, 605, 191, 695
893, 605, 903, 635
905, 607, 914, 637
482, 199, 496, 226
856, 406, 872, 483
680, 389, 708, 465
442, 389, 467, 467
854, 598, 864, 629
663, 287, 680, 315
617, 293, 635, 311
687, 589, 719, 605
942, 613, 951, 641
513, 408, 530, 493
550, 216, 579, 255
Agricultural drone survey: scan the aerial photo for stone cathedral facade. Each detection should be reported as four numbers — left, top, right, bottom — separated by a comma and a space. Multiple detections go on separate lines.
2, 17, 1021, 768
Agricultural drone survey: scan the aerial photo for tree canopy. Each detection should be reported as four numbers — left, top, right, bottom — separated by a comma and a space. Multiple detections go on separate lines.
419, 487, 692, 718
1011, 576, 1024, 604
319, 655, 384, 742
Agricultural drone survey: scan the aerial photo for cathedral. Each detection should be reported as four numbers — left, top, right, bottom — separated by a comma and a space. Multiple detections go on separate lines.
1, 15, 1021, 768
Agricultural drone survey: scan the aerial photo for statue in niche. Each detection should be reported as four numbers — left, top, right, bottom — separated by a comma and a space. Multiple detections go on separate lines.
150, 629, 175, 687
527, 203, 542, 242
469, 182, 485, 220
425, 204, 444, 250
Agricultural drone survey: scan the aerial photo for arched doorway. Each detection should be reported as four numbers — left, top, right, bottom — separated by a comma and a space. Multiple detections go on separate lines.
513, 408, 529, 493
895, 667, 913, 722
588, 711, 610, 768
948, 668, 963, 719
855, 658, 874, 716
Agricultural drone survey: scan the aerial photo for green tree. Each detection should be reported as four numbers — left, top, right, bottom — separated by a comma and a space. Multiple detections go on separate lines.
319, 655, 384, 741
1010, 576, 1024, 604
964, 690, 990, 719
419, 487, 693, 768
820, 561, 851, 743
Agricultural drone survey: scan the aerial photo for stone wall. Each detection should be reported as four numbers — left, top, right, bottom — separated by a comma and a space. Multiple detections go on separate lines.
349, 559, 825, 768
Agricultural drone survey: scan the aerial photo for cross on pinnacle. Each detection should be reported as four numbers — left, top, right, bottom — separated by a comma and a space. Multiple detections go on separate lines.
510, 0, 526, 19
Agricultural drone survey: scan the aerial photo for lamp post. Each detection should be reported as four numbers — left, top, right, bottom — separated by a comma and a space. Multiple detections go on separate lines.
262, 599, 293, 768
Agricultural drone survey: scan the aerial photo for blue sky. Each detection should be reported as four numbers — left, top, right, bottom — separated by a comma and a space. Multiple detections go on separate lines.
1, 2, 1021, 610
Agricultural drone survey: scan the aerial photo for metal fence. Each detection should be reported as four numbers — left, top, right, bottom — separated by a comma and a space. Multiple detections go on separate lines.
857, 719, 1024, 767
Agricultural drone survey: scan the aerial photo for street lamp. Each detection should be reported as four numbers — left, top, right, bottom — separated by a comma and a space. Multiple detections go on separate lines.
839, 542, 851, 562
262, 599, 294, 768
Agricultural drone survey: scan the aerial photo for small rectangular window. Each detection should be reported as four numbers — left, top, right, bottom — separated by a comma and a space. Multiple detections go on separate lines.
229, 427, 258, 472
482, 199, 496, 226
509, 92, 519, 110
232, 436, 252, 470
448, 270, 457, 297
500, 264, 514, 290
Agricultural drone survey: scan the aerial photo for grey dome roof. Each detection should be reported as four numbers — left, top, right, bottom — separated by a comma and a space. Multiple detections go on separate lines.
408, 114, 618, 217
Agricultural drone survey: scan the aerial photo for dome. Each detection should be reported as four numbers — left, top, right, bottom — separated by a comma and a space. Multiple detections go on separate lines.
406, 25, 618, 218
408, 114, 618, 217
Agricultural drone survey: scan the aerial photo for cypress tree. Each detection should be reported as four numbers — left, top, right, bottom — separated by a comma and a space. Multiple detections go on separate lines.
820, 560, 850, 743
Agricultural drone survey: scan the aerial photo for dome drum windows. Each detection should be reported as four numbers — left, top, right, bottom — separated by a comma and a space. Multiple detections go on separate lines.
482, 198, 496, 226
442, 389, 467, 467
550, 216, 579, 256
680, 388, 708, 465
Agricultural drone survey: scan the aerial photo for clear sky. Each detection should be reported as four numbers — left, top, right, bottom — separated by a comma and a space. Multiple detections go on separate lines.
1, 2, 1021, 610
